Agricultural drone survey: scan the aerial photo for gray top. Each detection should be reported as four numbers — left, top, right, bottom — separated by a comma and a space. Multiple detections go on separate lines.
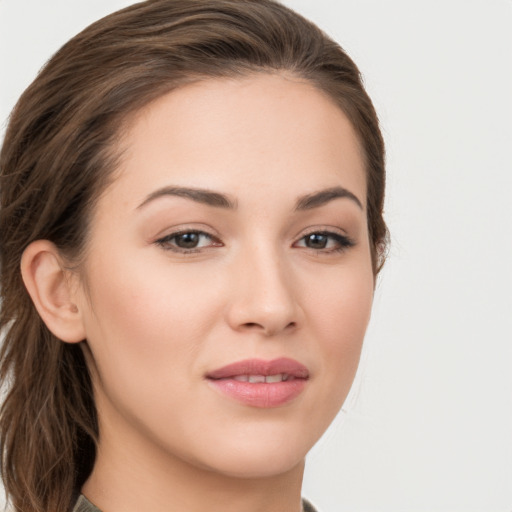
72, 494, 318, 512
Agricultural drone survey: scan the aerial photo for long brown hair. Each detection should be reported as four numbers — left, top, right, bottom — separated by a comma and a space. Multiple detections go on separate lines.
0, 1, 387, 510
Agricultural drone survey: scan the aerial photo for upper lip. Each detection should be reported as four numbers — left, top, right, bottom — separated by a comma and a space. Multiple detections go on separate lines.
206, 358, 309, 380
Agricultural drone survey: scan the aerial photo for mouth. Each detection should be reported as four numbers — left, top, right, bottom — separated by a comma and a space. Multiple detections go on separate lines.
229, 373, 297, 383
206, 358, 309, 408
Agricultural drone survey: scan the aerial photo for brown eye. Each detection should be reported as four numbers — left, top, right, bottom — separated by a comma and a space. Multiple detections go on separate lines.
295, 231, 355, 253
155, 230, 222, 253
174, 232, 201, 249
304, 233, 329, 249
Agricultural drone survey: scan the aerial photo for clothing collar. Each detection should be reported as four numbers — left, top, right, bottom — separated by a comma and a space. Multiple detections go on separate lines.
73, 494, 318, 512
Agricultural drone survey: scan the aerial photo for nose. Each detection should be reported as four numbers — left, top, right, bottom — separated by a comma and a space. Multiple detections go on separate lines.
225, 245, 301, 337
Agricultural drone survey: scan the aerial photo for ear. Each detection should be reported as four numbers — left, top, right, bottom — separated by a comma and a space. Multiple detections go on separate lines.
20, 240, 86, 343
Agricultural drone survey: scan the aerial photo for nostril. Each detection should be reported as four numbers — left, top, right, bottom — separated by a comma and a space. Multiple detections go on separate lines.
240, 321, 297, 335
243, 322, 261, 329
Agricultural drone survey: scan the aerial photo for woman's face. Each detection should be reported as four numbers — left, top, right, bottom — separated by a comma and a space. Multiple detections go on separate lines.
76, 73, 374, 478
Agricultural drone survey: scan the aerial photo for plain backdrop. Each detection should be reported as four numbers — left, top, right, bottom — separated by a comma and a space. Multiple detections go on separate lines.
1, 1, 511, 511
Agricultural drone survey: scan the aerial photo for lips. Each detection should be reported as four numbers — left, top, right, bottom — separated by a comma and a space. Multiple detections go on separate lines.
206, 358, 309, 408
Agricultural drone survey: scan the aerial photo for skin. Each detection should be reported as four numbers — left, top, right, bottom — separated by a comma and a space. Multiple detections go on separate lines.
67, 73, 374, 512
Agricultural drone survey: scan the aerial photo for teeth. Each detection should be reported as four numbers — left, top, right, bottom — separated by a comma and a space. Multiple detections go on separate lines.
248, 375, 266, 383
231, 374, 290, 383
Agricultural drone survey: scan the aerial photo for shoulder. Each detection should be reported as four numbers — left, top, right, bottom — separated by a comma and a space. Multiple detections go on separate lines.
71, 495, 102, 512
302, 497, 320, 512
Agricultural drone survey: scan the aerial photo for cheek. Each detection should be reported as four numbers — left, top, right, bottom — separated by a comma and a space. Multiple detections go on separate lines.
77, 254, 231, 447
308, 256, 373, 336
304, 257, 374, 392
79, 253, 224, 383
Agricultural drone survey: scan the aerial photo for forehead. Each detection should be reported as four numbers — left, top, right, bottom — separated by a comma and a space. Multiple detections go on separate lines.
106, 73, 366, 212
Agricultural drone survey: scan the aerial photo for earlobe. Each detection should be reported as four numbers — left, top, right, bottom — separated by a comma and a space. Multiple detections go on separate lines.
20, 240, 86, 343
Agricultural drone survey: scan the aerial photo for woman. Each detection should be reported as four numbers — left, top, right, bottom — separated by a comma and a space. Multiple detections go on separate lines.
0, 1, 387, 511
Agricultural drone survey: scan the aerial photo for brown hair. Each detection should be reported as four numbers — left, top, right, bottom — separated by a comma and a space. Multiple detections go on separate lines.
0, 1, 387, 510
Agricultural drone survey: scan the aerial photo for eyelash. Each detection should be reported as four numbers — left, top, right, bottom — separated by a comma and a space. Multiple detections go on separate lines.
155, 230, 222, 254
294, 231, 355, 253
155, 229, 355, 255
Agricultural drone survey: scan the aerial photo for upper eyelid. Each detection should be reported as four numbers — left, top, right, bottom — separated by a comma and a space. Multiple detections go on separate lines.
161, 229, 214, 238
290, 226, 352, 245
156, 230, 219, 243
298, 224, 349, 235
154, 225, 219, 240
293, 231, 354, 246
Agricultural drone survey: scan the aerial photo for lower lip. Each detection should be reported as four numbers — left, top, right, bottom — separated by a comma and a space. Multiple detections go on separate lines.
207, 378, 306, 408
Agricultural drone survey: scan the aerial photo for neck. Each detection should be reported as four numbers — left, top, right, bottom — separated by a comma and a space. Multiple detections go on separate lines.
82, 412, 305, 512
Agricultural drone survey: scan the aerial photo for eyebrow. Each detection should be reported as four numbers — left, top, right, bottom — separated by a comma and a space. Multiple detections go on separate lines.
137, 186, 237, 210
294, 186, 363, 211
137, 185, 362, 211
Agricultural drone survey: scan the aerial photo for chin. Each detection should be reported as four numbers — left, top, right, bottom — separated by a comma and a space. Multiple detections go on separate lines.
188, 426, 313, 479
202, 450, 306, 480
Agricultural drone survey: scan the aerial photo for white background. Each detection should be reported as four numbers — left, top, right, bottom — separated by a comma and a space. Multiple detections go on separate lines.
1, 1, 511, 511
